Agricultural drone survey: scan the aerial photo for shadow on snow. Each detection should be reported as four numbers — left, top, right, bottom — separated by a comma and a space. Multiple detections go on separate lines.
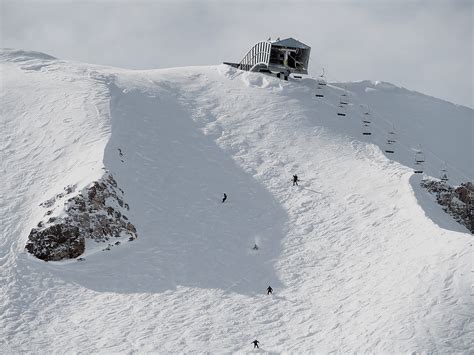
48, 83, 288, 295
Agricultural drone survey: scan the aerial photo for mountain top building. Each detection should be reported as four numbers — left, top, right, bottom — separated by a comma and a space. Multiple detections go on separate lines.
224, 37, 311, 79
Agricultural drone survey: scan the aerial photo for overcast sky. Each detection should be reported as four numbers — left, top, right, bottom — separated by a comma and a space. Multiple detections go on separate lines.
1, 0, 472, 107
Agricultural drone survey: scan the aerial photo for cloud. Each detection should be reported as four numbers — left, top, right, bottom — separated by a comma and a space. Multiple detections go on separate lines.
1, 0, 472, 107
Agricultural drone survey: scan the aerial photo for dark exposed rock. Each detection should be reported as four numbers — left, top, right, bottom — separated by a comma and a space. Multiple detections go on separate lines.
64, 184, 76, 194
40, 185, 77, 209
88, 187, 96, 200
421, 179, 473, 233
126, 222, 137, 234
455, 182, 473, 204
71, 197, 86, 212
107, 175, 118, 187
25, 224, 84, 261
26, 173, 137, 261
40, 197, 56, 208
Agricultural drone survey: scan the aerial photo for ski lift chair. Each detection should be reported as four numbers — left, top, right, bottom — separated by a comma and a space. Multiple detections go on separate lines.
414, 165, 424, 174
337, 107, 346, 117
414, 150, 424, 173
440, 168, 449, 182
385, 132, 396, 153
318, 68, 327, 86
415, 151, 425, 164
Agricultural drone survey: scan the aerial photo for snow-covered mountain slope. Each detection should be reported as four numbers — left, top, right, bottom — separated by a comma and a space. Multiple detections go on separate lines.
1, 49, 472, 353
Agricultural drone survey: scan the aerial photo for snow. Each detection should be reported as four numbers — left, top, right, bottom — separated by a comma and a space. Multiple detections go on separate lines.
1, 50, 472, 353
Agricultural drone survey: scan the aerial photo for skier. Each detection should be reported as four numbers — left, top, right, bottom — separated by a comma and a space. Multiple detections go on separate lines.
222, 193, 227, 203
251, 339, 260, 349
292, 174, 299, 186
252, 243, 259, 250
267, 285, 273, 295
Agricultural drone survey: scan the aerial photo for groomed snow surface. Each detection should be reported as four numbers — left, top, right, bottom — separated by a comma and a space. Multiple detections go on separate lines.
1, 49, 472, 353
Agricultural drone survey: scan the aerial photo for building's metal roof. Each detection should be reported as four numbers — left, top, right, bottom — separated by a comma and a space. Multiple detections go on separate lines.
271, 37, 310, 49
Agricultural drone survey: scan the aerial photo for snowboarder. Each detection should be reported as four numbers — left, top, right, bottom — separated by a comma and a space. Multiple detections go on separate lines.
222, 193, 227, 203
292, 174, 299, 186
252, 339, 260, 349
267, 286, 273, 295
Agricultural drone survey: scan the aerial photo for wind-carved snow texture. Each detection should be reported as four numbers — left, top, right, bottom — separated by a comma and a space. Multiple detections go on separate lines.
26, 174, 137, 261
1, 50, 473, 353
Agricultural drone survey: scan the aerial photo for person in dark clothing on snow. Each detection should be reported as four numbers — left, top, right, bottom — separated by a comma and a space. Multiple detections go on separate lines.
222, 193, 227, 203
292, 174, 299, 186
252, 340, 260, 349
267, 286, 273, 295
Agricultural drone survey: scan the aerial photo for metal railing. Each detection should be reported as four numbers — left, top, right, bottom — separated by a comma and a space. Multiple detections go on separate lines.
238, 41, 272, 72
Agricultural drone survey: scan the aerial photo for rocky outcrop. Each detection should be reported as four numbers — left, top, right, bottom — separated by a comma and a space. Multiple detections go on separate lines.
26, 173, 137, 261
421, 179, 473, 233
25, 224, 84, 261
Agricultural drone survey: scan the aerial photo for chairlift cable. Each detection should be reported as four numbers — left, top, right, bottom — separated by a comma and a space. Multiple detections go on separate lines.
306, 61, 471, 181
367, 107, 471, 181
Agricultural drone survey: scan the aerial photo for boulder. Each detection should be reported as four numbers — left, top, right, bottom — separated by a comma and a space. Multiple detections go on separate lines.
25, 224, 85, 261
28, 173, 137, 261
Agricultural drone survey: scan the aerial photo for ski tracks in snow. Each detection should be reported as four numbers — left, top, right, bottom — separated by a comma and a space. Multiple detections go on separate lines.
1, 59, 472, 353
174, 68, 472, 352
